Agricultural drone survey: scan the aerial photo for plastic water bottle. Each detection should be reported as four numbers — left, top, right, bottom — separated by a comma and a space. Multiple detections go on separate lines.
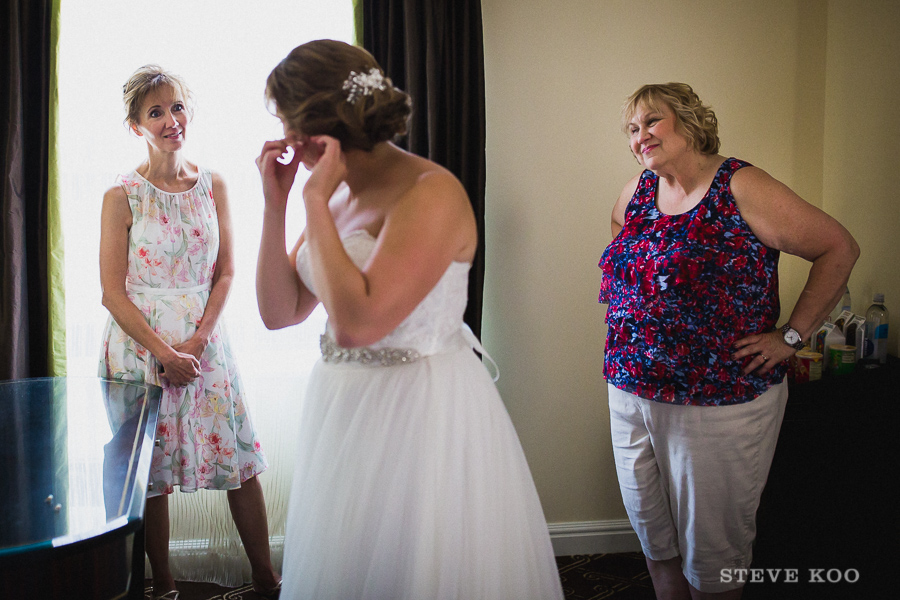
864, 293, 889, 365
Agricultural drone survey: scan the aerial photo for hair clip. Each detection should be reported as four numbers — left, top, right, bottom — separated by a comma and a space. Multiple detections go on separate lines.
342, 68, 387, 105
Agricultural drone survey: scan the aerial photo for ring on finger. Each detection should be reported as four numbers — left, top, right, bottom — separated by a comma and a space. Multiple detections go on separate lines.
760, 354, 769, 361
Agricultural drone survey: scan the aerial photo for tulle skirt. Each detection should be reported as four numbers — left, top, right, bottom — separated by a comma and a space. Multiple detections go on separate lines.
280, 341, 563, 600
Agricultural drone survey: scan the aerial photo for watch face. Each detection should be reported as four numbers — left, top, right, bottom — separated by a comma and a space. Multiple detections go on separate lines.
784, 329, 801, 345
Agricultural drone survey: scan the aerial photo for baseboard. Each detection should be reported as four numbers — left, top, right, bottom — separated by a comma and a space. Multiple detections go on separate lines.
548, 519, 642, 556
165, 525, 639, 564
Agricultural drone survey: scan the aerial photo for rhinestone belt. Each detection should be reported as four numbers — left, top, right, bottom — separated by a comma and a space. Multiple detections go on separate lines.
319, 334, 421, 366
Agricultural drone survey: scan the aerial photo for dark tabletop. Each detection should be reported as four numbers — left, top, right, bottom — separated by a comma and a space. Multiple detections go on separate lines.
0, 377, 161, 557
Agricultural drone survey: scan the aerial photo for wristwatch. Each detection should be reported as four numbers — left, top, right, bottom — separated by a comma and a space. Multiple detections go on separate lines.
780, 324, 804, 350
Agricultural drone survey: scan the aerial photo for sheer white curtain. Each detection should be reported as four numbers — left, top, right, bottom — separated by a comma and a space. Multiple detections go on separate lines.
59, 0, 353, 585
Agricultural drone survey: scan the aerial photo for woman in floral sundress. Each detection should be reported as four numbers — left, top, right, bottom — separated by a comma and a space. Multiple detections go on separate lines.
98, 65, 281, 600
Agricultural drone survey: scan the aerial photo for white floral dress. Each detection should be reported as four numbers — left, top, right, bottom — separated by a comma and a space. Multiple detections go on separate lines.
99, 168, 267, 496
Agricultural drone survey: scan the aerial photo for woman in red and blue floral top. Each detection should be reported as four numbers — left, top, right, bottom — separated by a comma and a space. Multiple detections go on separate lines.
599, 83, 858, 599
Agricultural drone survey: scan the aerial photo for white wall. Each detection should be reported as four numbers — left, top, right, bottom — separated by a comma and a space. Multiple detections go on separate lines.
481, 0, 896, 549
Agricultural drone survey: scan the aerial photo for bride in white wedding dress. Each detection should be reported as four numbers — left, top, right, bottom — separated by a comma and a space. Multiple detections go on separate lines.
255, 39, 563, 600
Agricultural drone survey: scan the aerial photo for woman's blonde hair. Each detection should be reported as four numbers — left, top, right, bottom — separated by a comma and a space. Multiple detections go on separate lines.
622, 82, 720, 154
122, 64, 193, 129
265, 39, 411, 152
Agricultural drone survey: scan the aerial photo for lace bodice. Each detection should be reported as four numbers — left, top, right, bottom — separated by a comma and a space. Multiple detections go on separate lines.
295, 230, 471, 355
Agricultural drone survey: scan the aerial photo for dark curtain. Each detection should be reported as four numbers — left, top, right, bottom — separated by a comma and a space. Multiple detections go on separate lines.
1, 0, 53, 380
362, 0, 487, 337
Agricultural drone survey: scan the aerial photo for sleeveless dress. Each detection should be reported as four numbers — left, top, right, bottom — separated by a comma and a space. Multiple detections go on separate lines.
98, 168, 267, 496
282, 230, 563, 600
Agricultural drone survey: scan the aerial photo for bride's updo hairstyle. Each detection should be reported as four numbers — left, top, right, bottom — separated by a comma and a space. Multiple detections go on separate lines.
265, 39, 411, 152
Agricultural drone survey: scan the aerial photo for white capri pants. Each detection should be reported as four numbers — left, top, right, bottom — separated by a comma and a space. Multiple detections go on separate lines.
608, 380, 787, 593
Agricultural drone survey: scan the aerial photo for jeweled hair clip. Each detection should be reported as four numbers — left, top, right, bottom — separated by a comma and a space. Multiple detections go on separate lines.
342, 68, 387, 105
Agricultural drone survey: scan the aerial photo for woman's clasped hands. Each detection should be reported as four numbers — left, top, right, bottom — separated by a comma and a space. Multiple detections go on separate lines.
158, 346, 201, 387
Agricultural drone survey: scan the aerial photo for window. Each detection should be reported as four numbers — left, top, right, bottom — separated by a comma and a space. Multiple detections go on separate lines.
58, 1, 354, 582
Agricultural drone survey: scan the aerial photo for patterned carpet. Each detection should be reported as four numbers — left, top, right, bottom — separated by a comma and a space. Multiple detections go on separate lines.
557, 553, 655, 599
143, 552, 655, 599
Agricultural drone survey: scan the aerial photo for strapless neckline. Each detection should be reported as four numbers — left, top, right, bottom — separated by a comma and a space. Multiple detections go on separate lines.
336, 229, 472, 268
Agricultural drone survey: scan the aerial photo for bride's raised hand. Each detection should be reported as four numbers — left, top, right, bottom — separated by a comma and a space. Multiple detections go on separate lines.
301, 135, 348, 206
256, 138, 301, 211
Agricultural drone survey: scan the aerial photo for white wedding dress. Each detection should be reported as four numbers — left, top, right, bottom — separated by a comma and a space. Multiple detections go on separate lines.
281, 230, 563, 600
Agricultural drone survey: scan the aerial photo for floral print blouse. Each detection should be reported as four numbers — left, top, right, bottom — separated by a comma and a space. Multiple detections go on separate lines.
598, 158, 786, 406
